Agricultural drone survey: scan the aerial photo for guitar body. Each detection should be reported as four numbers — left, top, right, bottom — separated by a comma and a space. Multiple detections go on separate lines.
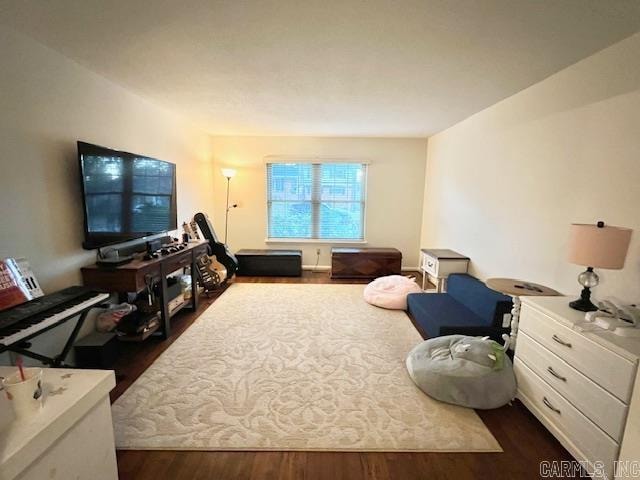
193, 212, 238, 277
183, 221, 227, 288
206, 255, 228, 284
195, 253, 224, 292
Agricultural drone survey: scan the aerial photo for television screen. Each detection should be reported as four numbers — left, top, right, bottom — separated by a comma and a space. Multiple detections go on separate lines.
78, 141, 177, 249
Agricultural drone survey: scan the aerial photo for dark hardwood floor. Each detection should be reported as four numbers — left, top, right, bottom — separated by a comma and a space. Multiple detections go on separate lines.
112, 271, 579, 480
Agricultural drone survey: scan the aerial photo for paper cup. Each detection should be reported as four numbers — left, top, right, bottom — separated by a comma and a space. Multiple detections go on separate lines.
2, 368, 43, 419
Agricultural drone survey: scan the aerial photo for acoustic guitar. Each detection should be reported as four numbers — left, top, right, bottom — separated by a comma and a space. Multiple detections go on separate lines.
182, 222, 227, 289
193, 212, 238, 277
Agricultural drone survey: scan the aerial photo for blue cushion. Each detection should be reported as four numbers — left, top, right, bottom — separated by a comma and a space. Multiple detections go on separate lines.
446, 274, 512, 323
407, 293, 488, 338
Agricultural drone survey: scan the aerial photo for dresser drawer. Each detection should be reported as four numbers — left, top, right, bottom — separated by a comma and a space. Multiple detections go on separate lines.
516, 332, 628, 441
519, 304, 636, 402
515, 359, 618, 478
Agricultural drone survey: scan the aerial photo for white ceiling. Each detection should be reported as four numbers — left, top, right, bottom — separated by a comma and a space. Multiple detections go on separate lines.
1, 0, 639, 137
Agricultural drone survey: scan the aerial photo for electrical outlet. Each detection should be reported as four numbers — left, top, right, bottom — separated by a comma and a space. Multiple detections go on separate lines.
316, 248, 321, 256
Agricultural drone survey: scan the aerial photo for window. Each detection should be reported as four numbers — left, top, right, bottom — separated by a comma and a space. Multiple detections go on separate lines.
267, 162, 367, 240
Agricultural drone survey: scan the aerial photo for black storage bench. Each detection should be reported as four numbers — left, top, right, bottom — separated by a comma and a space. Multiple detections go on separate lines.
236, 249, 302, 277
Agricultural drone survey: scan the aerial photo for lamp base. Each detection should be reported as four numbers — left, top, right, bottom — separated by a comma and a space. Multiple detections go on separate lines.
569, 286, 598, 312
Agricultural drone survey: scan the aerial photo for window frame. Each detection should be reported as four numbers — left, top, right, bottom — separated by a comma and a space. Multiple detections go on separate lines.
265, 159, 368, 244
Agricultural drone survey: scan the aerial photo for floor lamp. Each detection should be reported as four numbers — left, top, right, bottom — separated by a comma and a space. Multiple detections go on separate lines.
221, 168, 237, 244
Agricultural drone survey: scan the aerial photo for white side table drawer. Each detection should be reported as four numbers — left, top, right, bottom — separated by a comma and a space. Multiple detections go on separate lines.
422, 253, 438, 276
516, 332, 628, 441
519, 303, 636, 402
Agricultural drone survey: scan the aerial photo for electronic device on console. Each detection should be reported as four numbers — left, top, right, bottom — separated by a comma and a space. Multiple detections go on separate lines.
146, 239, 162, 254
96, 252, 134, 267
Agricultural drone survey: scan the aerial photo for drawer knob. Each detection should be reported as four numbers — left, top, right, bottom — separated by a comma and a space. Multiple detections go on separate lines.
552, 334, 572, 348
543, 396, 561, 415
547, 366, 567, 382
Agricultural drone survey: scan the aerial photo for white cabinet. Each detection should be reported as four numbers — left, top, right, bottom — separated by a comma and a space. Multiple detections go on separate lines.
420, 249, 469, 292
514, 297, 640, 480
0, 368, 117, 480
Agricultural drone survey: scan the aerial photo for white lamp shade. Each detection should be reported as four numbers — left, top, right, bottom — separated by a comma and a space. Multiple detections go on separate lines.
567, 223, 632, 269
221, 168, 237, 179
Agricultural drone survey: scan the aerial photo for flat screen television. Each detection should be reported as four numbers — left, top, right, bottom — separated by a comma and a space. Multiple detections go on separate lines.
78, 141, 177, 249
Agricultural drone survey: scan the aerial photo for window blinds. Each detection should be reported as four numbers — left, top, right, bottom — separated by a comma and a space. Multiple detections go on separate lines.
266, 162, 367, 240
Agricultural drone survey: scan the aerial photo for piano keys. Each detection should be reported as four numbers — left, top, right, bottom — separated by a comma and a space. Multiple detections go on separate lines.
0, 286, 109, 366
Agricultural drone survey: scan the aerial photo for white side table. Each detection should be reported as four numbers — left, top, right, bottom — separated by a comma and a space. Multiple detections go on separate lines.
485, 278, 560, 349
0, 367, 117, 480
420, 249, 469, 292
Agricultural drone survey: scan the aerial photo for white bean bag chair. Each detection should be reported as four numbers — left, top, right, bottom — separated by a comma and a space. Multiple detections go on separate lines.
364, 275, 422, 310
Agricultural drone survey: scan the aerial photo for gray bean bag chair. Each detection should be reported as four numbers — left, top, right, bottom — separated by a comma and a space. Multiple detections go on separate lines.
406, 335, 516, 409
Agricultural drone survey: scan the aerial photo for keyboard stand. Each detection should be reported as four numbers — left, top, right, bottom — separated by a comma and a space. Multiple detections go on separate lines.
1, 307, 97, 367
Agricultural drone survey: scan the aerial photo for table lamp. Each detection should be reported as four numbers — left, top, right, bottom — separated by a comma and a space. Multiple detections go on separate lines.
567, 221, 632, 311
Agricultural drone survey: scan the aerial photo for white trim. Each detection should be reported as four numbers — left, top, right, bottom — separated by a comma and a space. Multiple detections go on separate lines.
401, 267, 421, 272
266, 238, 368, 244
264, 155, 371, 165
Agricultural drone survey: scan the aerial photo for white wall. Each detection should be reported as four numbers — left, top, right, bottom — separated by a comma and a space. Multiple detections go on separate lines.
0, 27, 215, 363
420, 33, 640, 303
209, 136, 427, 268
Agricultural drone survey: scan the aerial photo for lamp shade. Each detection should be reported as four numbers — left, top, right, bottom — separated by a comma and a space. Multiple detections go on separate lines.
221, 168, 237, 179
567, 223, 632, 269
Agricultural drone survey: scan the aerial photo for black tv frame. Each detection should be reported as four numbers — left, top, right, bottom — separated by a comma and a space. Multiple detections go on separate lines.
78, 141, 177, 250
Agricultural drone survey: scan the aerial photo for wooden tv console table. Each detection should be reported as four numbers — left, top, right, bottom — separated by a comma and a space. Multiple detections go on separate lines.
81, 241, 208, 339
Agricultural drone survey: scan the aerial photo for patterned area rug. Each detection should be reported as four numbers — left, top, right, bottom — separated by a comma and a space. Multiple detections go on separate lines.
112, 283, 501, 452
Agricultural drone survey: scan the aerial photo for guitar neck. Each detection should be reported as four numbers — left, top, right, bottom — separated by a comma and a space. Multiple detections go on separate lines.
189, 220, 201, 240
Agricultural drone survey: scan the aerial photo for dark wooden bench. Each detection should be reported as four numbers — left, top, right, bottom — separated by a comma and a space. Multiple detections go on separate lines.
331, 247, 402, 279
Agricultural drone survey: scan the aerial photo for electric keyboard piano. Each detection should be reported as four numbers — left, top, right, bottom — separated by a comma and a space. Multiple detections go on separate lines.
0, 286, 109, 366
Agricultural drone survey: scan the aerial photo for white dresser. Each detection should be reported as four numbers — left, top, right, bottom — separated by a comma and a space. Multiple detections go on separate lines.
514, 297, 640, 480
420, 249, 469, 292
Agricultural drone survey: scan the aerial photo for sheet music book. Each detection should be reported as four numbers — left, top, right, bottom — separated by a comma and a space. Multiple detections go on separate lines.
0, 258, 43, 312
